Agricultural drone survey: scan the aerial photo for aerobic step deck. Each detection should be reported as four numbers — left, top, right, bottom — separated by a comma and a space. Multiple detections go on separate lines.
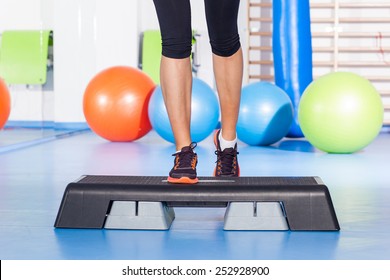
54, 176, 340, 231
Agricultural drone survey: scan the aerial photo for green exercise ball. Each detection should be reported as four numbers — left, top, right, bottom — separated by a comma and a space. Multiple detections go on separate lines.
298, 72, 384, 153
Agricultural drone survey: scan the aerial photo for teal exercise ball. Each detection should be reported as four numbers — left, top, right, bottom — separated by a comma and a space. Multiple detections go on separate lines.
148, 78, 220, 143
298, 72, 384, 153
237, 82, 293, 146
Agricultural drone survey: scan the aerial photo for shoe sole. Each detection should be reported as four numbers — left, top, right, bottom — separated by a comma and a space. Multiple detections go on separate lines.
213, 129, 240, 177
167, 176, 199, 184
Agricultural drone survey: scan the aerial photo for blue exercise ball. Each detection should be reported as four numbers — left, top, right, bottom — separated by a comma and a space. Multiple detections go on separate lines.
148, 78, 220, 143
237, 82, 294, 146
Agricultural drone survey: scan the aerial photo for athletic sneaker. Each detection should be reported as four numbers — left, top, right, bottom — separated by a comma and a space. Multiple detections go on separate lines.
168, 142, 198, 184
214, 129, 240, 177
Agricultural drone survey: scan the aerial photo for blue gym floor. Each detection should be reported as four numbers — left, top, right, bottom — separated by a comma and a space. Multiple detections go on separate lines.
0, 127, 389, 260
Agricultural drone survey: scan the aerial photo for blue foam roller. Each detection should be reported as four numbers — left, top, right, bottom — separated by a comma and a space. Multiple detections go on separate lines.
272, 0, 313, 137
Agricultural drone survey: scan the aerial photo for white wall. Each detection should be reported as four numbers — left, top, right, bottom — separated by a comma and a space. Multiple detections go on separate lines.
0, 0, 43, 30
0, 0, 248, 127
53, 0, 139, 125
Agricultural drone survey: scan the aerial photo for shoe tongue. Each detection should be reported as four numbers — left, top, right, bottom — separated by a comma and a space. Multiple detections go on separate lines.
181, 146, 193, 153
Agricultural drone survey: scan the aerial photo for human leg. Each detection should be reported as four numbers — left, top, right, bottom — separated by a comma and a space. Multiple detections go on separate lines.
153, 0, 198, 183
204, 0, 243, 142
153, 0, 193, 151
160, 56, 193, 151
212, 49, 243, 141
204, 0, 242, 176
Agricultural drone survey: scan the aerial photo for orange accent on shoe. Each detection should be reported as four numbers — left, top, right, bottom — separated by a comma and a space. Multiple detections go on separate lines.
191, 155, 197, 169
173, 155, 180, 170
167, 176, 199, 184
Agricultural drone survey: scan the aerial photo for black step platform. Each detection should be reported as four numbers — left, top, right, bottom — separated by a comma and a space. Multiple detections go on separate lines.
54, 176, 340, 231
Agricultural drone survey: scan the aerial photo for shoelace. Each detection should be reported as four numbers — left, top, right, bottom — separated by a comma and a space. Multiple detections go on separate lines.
215, 148, 239, 175
172, 142, 197, 169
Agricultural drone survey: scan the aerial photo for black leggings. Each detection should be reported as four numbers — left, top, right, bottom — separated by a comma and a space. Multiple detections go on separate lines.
152, 0, 241, 59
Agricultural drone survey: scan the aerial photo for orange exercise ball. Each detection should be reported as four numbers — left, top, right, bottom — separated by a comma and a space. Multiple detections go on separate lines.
0, 78, 11, 129
83, 66, 155, 142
